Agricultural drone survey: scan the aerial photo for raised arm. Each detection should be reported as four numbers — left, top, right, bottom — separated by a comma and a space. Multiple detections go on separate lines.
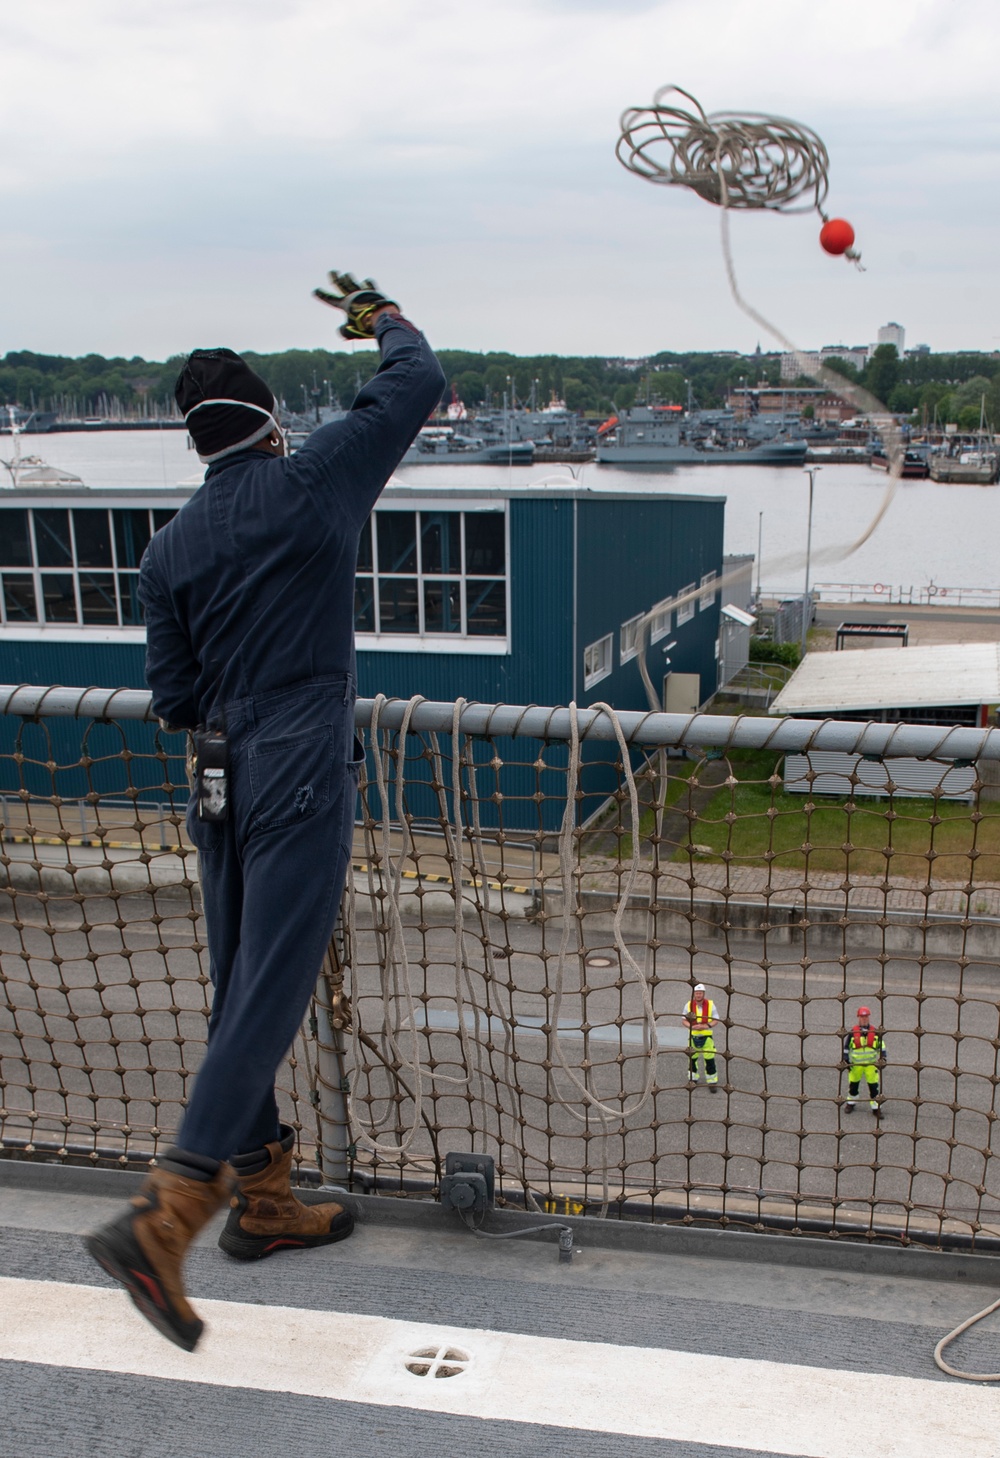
290, 299, 445, 527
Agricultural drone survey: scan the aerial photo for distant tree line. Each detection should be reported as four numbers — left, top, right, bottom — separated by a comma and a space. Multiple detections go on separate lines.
798, 346, 1000, 429
0, 345, 783, 419
3, 343, 1000, 424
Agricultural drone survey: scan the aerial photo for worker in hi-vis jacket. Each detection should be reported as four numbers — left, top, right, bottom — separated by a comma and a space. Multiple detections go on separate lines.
842, 1005, 886, 1117
683, 982, 720, 1090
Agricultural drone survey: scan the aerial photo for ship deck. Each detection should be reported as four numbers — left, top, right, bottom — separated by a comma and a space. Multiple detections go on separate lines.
2, 1161, 999, 1457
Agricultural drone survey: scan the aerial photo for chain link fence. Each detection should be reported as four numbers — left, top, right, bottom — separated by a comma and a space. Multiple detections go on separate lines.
2, 686, 999, 1249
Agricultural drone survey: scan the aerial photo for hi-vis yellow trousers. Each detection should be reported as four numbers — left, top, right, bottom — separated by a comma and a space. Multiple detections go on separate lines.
688, 1033, 718, 1085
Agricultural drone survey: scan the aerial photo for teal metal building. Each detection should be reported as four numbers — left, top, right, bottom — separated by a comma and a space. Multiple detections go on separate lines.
0, 483, 725, 826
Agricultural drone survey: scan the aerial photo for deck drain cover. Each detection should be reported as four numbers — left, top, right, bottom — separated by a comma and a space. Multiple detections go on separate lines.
405, 1344, 470, 1378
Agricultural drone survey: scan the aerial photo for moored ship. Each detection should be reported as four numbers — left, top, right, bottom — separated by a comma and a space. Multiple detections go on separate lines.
402, 426, 535, 466
595, 405, 808, 466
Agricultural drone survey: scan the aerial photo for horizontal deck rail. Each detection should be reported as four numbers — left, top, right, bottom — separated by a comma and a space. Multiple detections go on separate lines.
1, 684, 998, 761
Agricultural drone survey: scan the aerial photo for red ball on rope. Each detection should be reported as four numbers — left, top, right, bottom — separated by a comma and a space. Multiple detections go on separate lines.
819, 218, 856, 256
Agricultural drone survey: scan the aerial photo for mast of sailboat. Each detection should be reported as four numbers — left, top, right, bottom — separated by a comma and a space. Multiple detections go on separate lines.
3, 406, 23, 489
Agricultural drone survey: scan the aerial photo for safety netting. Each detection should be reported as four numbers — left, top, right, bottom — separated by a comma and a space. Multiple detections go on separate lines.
2, 688, 999, 1249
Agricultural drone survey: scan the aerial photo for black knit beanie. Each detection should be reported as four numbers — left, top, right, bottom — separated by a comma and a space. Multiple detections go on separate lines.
175, 348, 279, 463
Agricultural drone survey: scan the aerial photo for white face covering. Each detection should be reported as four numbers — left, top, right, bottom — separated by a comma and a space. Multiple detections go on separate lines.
184, 396, 283, 464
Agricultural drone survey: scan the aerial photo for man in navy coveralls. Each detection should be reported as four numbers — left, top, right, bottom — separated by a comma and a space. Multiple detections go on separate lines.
86, 274, 445, 1351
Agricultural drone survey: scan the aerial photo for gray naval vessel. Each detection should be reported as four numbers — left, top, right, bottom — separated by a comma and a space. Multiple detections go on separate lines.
596, 404, 808, 465
402, 426, 535, 466
284, 413, 537, 466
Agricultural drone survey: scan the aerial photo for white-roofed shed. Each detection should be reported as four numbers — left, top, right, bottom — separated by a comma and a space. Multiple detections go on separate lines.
769, 643, 1000, 801
769, 643, 1000, 719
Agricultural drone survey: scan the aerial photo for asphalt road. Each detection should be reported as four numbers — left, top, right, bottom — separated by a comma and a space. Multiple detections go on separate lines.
2, 888, 998, 1230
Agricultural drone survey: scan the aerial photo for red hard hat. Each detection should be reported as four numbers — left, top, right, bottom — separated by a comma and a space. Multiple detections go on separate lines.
857, 1006, 871, 1019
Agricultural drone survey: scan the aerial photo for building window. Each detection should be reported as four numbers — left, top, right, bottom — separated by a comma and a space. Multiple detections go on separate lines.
650, 600, 673, 644
583, 633, 613, 689
0, 505, 177, 628
676, 583, 696, 626
620, 613, 643, 663
354, 506, 508, 643
699, 571, 717, 610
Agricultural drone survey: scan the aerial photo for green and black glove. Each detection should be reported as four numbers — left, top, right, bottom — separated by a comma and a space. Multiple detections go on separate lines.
312, 270, 399, 339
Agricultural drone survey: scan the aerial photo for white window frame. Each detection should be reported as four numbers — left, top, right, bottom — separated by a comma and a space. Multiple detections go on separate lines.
0, 503, 172, 631
583, 633, 613, 689
699, 571, 718, 611
620, 613, 644, 664
676, 583, 696, 626
354, 500, 510, 653
650, 599, 673, 644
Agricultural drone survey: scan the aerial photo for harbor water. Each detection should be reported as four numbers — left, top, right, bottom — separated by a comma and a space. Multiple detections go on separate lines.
13, 429, 997, 598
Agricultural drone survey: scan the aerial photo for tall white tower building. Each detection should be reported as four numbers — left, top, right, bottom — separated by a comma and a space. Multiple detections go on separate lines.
876, 322, 905, 354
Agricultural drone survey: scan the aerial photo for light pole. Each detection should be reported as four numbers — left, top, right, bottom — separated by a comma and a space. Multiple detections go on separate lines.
800, 465, 821, 658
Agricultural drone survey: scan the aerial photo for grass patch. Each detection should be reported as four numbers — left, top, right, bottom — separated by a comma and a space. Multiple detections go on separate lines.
617, 758, 698, 859
675, 750, 1000, 882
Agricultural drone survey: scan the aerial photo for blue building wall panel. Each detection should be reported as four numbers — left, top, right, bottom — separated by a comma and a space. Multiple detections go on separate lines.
576, 494, 724, 714
0, 711, 186, 808
0, 640, 148, 691
0, 640, 173, 805
572, 494, 724, 825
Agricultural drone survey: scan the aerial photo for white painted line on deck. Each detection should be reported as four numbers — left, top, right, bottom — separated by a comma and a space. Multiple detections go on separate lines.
0, 1276, 996, 1457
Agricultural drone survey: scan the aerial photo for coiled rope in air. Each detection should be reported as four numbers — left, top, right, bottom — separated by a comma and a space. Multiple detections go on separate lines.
611, 84, 912, 711
616, 85, 832, 216
615, 85, 904, 574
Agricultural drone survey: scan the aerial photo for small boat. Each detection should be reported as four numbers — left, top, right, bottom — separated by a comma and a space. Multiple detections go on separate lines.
929, 450, 998, 485
926, 396, 999, 484
0, 408, 84, 488
805, 445, 870, 463
869, 448, 929, 478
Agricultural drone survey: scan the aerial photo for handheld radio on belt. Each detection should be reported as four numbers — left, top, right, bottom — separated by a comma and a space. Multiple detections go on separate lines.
193, 729, 230, 822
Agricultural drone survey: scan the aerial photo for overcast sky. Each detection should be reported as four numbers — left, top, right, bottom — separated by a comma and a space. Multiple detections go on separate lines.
2, 0, 999, 360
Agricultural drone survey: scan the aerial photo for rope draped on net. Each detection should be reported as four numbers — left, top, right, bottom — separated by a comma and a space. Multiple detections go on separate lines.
345, 696, 661, 1222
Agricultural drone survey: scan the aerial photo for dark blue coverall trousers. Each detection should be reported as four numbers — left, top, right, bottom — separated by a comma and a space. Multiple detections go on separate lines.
139, 315, 445, 1164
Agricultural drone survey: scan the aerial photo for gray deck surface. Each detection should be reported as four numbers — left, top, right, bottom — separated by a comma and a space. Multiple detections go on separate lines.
2, 1164, 999, 1458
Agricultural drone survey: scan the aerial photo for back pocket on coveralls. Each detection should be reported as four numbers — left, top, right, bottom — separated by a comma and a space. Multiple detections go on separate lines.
248, 722, 337, 831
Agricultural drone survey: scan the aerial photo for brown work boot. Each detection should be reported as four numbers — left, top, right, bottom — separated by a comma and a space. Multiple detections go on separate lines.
84, 1160, 231, 1352
219, 1124, 354, 1261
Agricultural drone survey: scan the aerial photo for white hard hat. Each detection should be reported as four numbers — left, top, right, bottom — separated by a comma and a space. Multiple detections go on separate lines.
694, 983, 706, 992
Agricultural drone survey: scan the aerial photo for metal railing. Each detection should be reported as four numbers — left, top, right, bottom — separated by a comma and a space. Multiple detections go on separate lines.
717, 661, 794, 708
810, 582, 1000, 609
2, 685, 1000, 1248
